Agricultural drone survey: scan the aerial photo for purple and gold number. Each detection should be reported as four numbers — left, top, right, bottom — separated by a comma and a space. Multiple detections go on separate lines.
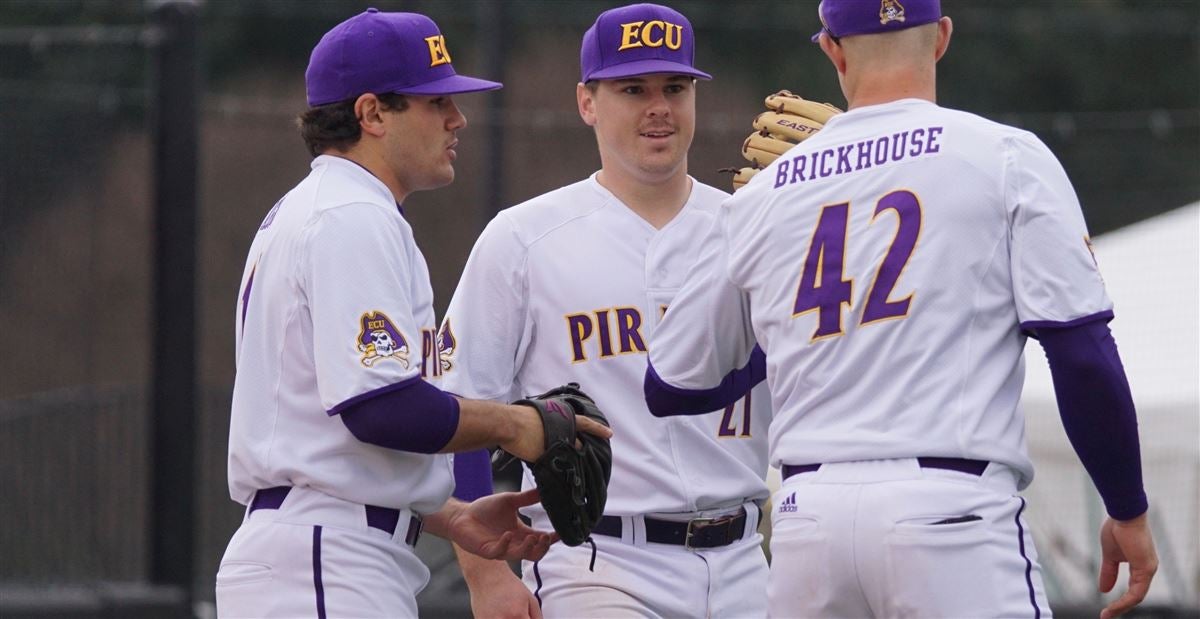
718, 391, 752, 438
792, 202, 853, 340
861, 190, 922, 325
792, 191, 922, 340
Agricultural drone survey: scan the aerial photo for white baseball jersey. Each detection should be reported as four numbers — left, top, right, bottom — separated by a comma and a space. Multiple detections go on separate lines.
228, 154, 453, 514
650, 99, 1111, 488
440, 174, 771, 515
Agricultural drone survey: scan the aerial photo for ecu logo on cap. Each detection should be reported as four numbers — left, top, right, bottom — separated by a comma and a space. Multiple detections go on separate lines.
425, 34, 452, 67
617, 20, 683, 51
880, 0, 906, 25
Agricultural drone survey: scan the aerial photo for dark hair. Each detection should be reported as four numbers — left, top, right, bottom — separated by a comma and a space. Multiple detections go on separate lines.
297, 93, 409, 158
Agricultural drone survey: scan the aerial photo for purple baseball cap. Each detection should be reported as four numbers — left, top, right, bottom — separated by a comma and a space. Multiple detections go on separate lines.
580, 3, 711, 82
811, 0, 942, 42
305, 8, 501, 106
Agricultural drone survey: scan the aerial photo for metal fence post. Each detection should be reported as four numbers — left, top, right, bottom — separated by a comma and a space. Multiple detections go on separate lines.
149, 0, 199, 604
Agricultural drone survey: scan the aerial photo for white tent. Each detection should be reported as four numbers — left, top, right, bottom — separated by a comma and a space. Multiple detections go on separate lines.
1021, 202, 1199, 609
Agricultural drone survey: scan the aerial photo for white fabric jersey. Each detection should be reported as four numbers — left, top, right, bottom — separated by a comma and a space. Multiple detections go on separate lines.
440, 174, 770, 515
228, 155, 453, 514
650, 99, 1111, 488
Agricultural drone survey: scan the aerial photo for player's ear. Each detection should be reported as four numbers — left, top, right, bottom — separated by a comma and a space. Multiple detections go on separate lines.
577, 82, 598, 127
934, 16, 953, 62
817, 33, 847, 76
354, 93, 388, 138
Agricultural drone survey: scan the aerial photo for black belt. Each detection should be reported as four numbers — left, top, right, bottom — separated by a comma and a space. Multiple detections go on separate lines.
592, 508, 752, 549
249, 486, 423, 546
782, 457, 989, 481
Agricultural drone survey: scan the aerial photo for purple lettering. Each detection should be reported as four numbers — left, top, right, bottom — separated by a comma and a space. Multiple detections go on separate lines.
909, 128, 926, 156
890, 131, 909, 161
793, 202, 853, 339
820, 149, 835, 177
615, 308, 647, 353
741, 390, 751, 437
861, 190, 922, 325
925, 126, 943, 153
421, 330, 432, 378
718, 404, 737, 437
775, 159, 790, 188
566, 314, 593, 362
835, 144, 853, 174
790, 154, 808, 184
595, 309, 614, 357
873, 137, 890, 165
856, 139, 873, 170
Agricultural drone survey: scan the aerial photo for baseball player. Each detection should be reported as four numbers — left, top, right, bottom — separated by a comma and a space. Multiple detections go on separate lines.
646, 1, 1158, 617
439, 4, 772, 617
216, 9, 610, 618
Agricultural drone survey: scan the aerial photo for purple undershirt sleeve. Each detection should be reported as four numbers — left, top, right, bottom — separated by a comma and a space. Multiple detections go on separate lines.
644, 344, 766, 417
452, 449, 494, 501
1034, 316, 1148, 520
334, 377, 461, 454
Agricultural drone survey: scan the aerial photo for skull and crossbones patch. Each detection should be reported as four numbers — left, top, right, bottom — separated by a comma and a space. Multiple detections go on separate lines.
357, 311, 410, 368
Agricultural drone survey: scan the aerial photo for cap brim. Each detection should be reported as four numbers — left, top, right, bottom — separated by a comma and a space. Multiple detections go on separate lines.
391, 74, 503, 96
586, 59, 712, 82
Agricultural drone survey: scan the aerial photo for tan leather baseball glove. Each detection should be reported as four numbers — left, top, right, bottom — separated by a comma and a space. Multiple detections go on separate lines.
726, 91, 843, 190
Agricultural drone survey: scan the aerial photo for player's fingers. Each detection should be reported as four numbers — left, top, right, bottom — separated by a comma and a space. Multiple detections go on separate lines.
507, 533, 538, 561
528, 596, 544, 619
1100, 582, 1149, 619
576, 416, 613, 438
526, 534, 552, 562
483, 531, 513, 560
1097, 558, 1119, 593
508, 488, 542, 508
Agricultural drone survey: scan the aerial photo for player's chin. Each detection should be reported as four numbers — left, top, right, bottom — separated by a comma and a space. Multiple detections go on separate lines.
638, 152, 686, 176
428, 164, 456, 189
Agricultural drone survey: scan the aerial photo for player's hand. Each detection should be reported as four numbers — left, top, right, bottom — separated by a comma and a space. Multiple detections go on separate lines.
449, 489, 557, 562
1097, 512, 1158, 619
465, 564, 543, 619
502, 403, 613, 463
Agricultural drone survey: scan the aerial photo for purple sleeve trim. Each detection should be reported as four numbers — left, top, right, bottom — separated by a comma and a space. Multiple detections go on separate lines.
452, 449, 494, 501
1020, 309, 1113, 338
328, 374, 423, 416
337, 378, 461, 454
644, 345, 765, 417
1035, 319, 1147, 520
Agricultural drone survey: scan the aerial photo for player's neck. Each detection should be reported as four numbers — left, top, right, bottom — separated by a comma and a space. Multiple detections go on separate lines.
595, 168, 692, 230
845, 68, 937, 110
327, 149, 411, 204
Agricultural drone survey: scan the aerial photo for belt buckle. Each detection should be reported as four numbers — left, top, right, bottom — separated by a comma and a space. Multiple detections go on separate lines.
684, 517, 718, 549
691, 515, 734, 549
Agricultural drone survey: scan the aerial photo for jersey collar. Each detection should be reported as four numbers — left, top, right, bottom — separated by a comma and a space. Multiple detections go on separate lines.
311, 154, 400, 212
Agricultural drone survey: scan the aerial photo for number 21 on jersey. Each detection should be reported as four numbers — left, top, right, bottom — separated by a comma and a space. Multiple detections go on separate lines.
793, 189, 922, 341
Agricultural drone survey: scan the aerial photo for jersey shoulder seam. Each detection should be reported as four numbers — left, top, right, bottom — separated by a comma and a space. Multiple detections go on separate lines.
500, 189, 608, 249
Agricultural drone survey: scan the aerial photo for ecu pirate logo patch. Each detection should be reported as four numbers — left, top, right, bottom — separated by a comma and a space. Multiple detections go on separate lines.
357, 311, 410, 368
880, 0, 906, 25
436, 320, 457, 372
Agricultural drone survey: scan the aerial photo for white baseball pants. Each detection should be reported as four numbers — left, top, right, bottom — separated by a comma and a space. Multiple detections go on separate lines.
215, 486, 427, 618
768, 459, 1050, 619
522, 505, 769, 618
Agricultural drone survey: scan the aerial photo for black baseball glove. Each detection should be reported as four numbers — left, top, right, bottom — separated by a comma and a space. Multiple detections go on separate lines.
496, 383, 612, 546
